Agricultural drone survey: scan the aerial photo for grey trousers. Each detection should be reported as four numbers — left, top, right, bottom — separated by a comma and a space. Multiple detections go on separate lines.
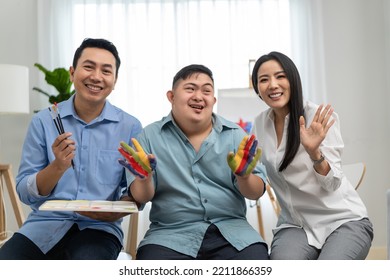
270, 218, 374, 260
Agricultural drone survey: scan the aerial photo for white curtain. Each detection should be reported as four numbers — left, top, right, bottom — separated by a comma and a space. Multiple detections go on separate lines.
37, 0, 325, 126
289, 0, 327, 104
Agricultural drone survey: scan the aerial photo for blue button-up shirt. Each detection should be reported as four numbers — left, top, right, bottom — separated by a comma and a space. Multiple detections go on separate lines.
129, 113, 267, 257
16, 95, 142, 253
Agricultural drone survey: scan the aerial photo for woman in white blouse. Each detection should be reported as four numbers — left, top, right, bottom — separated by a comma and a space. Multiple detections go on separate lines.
250, 51, 373, 259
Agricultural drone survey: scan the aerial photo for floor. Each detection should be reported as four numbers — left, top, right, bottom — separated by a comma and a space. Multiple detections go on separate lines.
366, 247, 387, 260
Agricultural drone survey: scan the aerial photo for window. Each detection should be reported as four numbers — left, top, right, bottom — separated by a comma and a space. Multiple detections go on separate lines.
39, 0, 295, 126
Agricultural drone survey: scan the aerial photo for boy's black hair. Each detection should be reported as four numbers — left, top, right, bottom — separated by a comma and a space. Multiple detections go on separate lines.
172, 64, 214, 88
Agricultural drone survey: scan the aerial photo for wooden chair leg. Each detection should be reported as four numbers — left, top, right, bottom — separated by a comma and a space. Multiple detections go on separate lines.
127, 212, 139, 260
0, 164, 25, 229
256, 199, 266, 240
266, 184, 281, 217
0, 184, 5, 240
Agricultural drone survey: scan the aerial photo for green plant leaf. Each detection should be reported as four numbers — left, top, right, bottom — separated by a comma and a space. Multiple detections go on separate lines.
33, 63, 75, 104
32, 86, 51, 98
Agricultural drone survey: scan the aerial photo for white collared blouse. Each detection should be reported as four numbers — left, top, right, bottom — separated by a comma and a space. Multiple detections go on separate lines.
251, 100, 369, 249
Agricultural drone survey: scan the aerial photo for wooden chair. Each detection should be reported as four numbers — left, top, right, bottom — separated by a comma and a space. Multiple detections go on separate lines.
254, 180, 280, 240
265, 179, 281, 216
117, 202, 151, 260
117, 212, 139, 260
342, 162, 366, 190
0, 164, 25, 242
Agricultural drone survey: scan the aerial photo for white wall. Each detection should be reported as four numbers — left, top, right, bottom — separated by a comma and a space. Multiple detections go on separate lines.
0, 0, 38, 232
0, 0, 389, 254
320, 0, 389, 250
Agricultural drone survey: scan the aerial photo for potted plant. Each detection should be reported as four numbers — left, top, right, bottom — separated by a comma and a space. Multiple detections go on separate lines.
33, 63, 75, 104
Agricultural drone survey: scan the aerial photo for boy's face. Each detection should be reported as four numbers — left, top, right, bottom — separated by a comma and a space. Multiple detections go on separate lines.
69, 47, 117, 106
167, 73, 216, 128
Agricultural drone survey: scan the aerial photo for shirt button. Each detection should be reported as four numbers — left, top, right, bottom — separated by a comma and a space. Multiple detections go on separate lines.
204, 199, 208, 203
197, 179, 201, 183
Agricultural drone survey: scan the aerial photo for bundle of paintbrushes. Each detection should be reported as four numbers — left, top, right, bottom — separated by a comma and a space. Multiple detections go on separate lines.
49, 103, 75, 169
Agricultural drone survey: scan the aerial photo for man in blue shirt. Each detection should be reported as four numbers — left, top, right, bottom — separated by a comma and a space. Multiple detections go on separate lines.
0, 38, 142, 260
119, 64, 269, 259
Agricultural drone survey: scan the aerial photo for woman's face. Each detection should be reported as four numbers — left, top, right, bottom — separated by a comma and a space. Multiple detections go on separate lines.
256, 59, 291, 114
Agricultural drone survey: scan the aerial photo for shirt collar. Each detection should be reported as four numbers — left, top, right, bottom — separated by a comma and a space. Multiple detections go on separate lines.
60, 94, 120, 123
267, 107, 290, 122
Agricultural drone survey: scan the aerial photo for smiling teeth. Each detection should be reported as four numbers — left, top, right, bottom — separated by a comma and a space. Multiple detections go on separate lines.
87, 85, 102, 91
191, 105, 203, 109
270, 93, 282, 98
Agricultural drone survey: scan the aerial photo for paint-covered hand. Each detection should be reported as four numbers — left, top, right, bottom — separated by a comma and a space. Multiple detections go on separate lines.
118, 138, 156, 179
227, 135, 262, 176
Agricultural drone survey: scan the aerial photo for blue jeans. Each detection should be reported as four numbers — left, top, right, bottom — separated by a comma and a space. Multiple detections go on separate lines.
0, 223, 122, 260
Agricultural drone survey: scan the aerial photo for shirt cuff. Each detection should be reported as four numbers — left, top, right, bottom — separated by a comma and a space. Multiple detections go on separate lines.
27, 173, 49, 198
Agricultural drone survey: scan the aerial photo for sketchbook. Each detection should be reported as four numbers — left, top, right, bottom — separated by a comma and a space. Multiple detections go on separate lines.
39, 200, 138, 213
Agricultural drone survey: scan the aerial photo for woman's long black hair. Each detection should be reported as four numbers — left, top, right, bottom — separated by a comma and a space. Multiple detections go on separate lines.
251, 51, 304, 172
